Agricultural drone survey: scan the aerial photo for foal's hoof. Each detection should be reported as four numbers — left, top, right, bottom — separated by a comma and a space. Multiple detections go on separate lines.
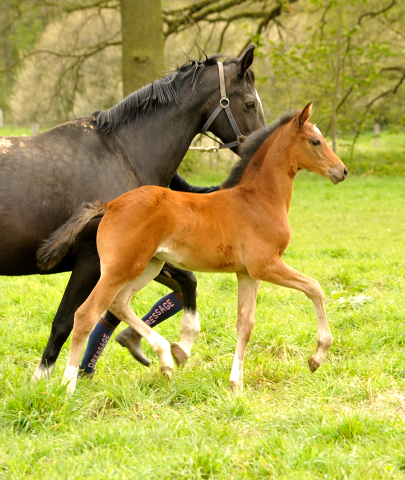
308, 356, 320, 372
116, 328, 151, 367
170, 342, 190, 366
229, 380, 243, 394
160, 366, 173, 378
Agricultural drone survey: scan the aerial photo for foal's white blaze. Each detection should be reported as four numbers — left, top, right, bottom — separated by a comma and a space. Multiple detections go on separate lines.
313, 124, 322, 136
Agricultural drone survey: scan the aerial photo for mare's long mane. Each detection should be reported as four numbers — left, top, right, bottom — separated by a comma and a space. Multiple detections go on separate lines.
92, 52, 254, 135
221, 110, 300, 189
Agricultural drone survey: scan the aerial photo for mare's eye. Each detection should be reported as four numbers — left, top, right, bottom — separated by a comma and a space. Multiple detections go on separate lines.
245, 102, 255, 110
311, 139, 321, 146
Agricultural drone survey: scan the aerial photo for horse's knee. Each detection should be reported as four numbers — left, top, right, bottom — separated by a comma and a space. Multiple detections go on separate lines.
307, 280, 325, 304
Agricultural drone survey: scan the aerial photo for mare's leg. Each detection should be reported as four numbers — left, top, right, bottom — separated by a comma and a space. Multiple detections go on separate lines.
261, 258, 332, 371
33, 252, 101, 380
116, 265, 200, 366
63, 258, 171, 394
229, 273, 260, 392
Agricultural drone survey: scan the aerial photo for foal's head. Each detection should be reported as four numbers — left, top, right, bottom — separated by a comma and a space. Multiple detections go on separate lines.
288, 103, 348, 184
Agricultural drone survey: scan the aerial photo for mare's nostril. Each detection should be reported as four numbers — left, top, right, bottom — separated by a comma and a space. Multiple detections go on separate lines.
343, 167, 348, 178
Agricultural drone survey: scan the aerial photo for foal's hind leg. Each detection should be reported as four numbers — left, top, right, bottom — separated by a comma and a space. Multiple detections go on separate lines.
62, 275, 120, 394
164, 266, 200, 366
63, 258, 172, 394
108, 259, 174, 372
261, 258, 333, 372
229, 273, 260, 392
116, 265, 200, 367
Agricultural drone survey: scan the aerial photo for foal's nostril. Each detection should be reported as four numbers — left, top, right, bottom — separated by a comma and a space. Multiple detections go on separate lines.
343, 167, 348, 178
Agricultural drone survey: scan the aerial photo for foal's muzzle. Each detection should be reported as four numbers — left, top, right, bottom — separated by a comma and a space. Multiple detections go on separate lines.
329, 164, 348, 184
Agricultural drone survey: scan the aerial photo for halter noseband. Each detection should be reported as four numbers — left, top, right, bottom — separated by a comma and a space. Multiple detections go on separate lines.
200, 62, 247, 150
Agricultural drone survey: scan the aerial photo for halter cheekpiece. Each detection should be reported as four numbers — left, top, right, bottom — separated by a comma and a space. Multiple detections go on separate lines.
200, 62, 247, 150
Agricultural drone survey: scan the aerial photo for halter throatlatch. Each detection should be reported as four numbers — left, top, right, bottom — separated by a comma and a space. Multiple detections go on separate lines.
200, 62, 247, 150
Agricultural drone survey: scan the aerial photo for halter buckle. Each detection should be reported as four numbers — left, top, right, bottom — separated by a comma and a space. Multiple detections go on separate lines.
220, 97, 230, 108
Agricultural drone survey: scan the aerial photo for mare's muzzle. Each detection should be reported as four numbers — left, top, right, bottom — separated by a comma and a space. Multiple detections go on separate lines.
329, 163, 348, 184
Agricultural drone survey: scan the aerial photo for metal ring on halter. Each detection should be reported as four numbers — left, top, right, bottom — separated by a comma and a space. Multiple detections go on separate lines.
238, 135, 247, 144
220, 97, 230, 108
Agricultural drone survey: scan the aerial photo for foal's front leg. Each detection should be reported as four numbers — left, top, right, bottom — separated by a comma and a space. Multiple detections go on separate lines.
230, 273, 260, 392
261, 258, 333, 371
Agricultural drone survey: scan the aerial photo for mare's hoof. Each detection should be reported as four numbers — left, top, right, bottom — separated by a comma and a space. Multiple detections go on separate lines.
160, 366, 173, 378
116, 328, 151, 367
308, 356, 320, 372
170, 342, 189, 366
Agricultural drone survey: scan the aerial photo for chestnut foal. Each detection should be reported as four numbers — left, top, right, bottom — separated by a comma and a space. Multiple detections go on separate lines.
39, 103, 347, 394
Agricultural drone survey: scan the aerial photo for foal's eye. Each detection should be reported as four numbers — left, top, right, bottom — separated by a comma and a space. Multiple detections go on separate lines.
311, 139, 321, 146
245, 102, 256, 110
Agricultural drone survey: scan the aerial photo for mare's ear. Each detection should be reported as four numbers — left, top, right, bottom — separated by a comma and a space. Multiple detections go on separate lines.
298, 102, 313, 127
238, 45, 255, 77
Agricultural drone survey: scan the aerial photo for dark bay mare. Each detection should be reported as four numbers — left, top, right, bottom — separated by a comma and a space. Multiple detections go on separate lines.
37, 103, 348, 394
0, 45, 265, 379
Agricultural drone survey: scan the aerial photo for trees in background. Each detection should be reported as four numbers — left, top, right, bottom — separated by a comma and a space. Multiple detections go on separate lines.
1, 0, 404, 139
262, 0, 404, 147
1, 0, 298, 123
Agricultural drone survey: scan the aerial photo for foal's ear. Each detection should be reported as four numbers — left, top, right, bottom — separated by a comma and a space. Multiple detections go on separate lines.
238, 45, 255, 77
298, 102, 313, 127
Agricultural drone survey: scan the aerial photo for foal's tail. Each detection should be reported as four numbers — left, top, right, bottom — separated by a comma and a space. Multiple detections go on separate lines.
36, 202, 106, 271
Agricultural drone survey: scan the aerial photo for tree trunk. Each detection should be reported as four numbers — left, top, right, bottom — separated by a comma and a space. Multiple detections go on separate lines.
331, 0, 343, 153
120, 0, 165, 97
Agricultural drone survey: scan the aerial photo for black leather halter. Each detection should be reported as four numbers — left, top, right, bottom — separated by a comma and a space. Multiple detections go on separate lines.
200, 62, 247, 150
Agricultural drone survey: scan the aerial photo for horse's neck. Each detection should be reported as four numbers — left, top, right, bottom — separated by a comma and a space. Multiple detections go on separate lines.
115, 99, 205, 187
239, 141, 296, 214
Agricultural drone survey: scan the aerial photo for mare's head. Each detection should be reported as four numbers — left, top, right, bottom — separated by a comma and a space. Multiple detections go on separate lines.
286, 103, 347, 183
199, 45, 265, 148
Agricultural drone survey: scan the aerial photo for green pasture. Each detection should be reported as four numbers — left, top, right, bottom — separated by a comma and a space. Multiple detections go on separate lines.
0, 128, 405, 478
339, 131, 405, 177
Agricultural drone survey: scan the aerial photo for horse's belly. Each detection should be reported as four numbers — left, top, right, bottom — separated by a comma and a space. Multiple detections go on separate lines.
154, 245, 244, 274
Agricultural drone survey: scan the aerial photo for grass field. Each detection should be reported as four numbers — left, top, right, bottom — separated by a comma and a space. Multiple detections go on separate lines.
1, 167, 405, 478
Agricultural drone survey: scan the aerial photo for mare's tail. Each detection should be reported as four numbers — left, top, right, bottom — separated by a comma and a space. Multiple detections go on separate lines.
36, 201, 106, 271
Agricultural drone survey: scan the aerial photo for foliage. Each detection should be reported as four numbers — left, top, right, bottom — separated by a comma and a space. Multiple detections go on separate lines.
1, 0, 297, 124
8, 9, 121, 124
2, 0, 404, 135
0, 0, 55, 116
339, 130, 405, 176
258, 0, 405, 144
1, 173, 405, 478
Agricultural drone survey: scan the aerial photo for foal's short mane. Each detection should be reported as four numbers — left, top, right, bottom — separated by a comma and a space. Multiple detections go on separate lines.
92, 53, 254, 134
221, 110, 300, 189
